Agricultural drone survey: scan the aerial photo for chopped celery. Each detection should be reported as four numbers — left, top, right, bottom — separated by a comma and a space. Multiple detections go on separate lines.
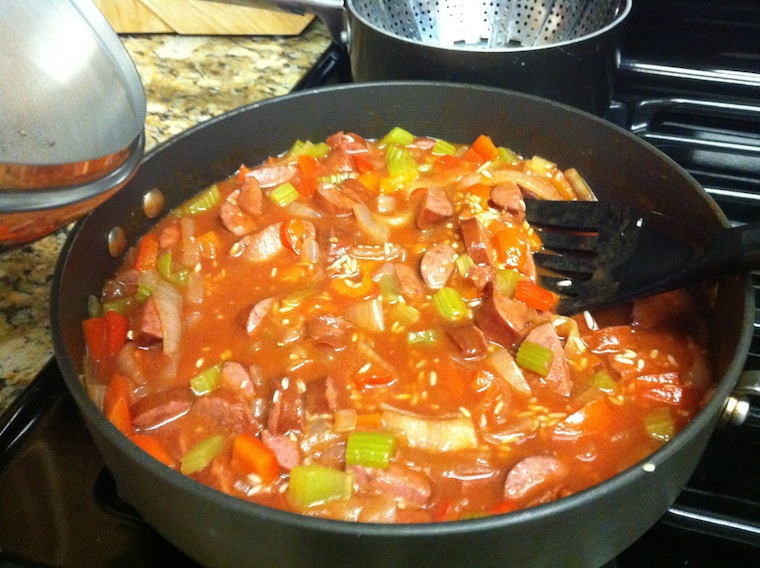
134, 283, 153, 301
318, 171, 358, 185
590, 371, 618, 394
497, 147, 520, 164
382, 126, 415, 146
455, 253, 475, 277
157, 251, 188, 286
190, 363, 222, 396
378, 273, 401, 303
288, 139, 331, 159
345, 431, 397, 469
386, 146, 419, 182
157, 251, 174, 280
644, 408, 675, 442
432, 138, 457, 155
390, 302, 421, 327
179, 184, 221, 216
494, 269, 521, 297
407, 329, 440, 346
516, 340, 554, 376
432, 287, 469, 321
87, 295, 104, 318
269, 182, 299, 207
288, 465, 353, 508
180, 434, 224, 475
101, 297, 135, 315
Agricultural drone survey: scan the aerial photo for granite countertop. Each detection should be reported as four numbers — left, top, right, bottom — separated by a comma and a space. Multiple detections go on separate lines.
0, 21, 331, 415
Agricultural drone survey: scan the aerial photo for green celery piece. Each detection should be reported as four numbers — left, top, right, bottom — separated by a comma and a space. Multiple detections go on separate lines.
180, 435, 224, 475
288, 465, 353, 508
494, 269, 521, 297
182, 184, 221, 216
516, 341, 554, 376
407, 329, 440, 346
345, 431, 397, 469
455, 253, 474, 277
432, 138, 457, 155
390, 302, 421, 326
432, 287, 469, 321
644, 408, 675, 442
87, 294, 104, 318
590, 371, 618, 394
269, 182, 299, 207
190, 363, 222, 396
382, 126, 415, 146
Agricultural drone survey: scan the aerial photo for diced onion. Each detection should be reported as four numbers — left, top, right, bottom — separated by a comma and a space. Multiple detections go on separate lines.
353, 203, 390, 244
487, 346, 531, 394
381, 409, 478, 452
489, 170, 561, 200
346, 297, 384, 332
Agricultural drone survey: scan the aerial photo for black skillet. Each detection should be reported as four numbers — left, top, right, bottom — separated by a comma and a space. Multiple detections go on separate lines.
51, 83, 754, 568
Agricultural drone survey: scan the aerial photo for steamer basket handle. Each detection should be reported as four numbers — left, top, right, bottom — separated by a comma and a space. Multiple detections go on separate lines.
205, 0, 347, 45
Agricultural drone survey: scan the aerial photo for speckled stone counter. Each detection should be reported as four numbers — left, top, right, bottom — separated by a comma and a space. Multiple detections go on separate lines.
0, 21, 331, 414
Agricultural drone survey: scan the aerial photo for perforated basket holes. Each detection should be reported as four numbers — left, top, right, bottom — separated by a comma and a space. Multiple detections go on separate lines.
350, 0, 623, 49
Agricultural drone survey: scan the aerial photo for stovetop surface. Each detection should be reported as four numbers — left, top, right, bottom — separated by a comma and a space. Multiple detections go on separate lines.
2, 1, 760, 565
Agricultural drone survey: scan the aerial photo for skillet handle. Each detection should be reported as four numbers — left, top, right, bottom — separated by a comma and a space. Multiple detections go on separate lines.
722, 371, 760, 429
691, 223, 760, 279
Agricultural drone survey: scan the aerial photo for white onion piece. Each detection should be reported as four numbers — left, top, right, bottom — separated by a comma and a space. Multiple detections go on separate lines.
300, 236, 320, 264
285, 201, 322, 219
185, 272, 204, 305
346, 297, 384, 332
180, 216, 201, 268
353, 203, 390, 244
487, 346, 531, 394
489, 170, 561, 200
375, 194, 396, 214
381, 409, 478, 452
151, 275, 183, 355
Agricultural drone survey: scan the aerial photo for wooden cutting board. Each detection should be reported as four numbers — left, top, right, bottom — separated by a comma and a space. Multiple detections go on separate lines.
93, 0, 314, 35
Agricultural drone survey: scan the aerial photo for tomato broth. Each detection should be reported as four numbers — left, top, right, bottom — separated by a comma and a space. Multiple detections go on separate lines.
82, 128, 713, 523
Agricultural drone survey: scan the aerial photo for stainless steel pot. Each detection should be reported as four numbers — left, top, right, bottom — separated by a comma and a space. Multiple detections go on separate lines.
51, 82, 754, 568
215, 0, 630, 115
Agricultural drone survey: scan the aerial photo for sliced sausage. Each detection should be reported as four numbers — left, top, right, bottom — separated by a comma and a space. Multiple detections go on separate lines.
523, 322, 572, 397
305, 314, 355, 350
326, 131, 369, 154
490, 181, 526, 222
304, 376, 339, 416
447, 324, 488, 360
419, 243, 457, 290
267, 376, 305, 436
475, 283, 537, 348
503, 455, 569, 502
219, 189, 258, 236
220, 361, 255, 401
238, 176, 263, 216
131, 296, 163, 346
349, 463, 432, 509
417, 186, 453, 229
191, 389, 258, 434
460, 217, 495, 265
261, 430, 300, 470
393, 262, 426, 300
246, 164, 295, 188
246, 297, 276, 336
231, 223, 284, 261
314, 183, 359, 216
132, 387, 194, 430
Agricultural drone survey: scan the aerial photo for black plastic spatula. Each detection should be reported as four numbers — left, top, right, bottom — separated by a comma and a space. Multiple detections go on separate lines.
524, 199, 760, 315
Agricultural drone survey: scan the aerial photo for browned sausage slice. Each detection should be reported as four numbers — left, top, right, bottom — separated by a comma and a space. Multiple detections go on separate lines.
503, 455, 569, 501
419, 243, 457, 290
417, 186, 453, 229
523, 322, 572, 397
132, 387, 194, 430
460, 217, 494, 265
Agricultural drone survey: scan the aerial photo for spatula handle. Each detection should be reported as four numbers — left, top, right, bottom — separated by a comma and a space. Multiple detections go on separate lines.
694, 222, 760, 277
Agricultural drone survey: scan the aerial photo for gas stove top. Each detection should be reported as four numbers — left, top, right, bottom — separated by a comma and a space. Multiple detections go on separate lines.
1, 2, 759, 565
